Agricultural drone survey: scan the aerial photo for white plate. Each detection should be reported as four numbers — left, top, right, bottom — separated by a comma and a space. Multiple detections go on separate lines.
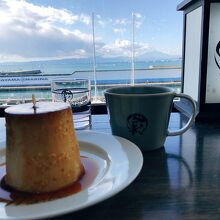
0, 131, 143, 219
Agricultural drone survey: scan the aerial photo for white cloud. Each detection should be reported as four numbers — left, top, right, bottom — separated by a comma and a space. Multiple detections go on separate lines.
95, 15, 111, 28
159, 47, 182, 56
3, 0, 92, 25
113, 28, 126, 34
98, 40, 130, 58
79, 14, 91, 25
98, 39, 150, 58
0, 0, 94, 61
0, 0, 167, 61
112, 13, 144, 30
133, 13, 145, 29
133, 13, 142, 19
115, 18, 129, 26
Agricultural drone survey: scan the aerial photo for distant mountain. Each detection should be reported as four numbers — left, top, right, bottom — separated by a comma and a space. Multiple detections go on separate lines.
92, 52, 180, 63
95, 50, 180, 62
1, 50, 181, 64
136, 50, 180, 61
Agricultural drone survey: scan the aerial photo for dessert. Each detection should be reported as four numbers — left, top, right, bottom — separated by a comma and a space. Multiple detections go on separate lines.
4, 102, 84, 193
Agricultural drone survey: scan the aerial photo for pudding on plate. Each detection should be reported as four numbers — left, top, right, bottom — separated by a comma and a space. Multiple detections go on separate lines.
4, 102, 84, 193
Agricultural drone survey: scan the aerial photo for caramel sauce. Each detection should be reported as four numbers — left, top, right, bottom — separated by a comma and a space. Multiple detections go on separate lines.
0, 157, 98, 205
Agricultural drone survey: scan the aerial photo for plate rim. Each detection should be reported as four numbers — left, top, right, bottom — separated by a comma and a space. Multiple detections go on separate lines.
0, 131, 143, 220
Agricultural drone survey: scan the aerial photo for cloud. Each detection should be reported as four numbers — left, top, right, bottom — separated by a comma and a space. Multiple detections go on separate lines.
3, 0, 90, 25
0, 0, 155, 61
133, 13, 145, 29
113, 28, 126, 34
112, 13, 144, 31
133, 13, 142, 19
98, 39, 150, 58
0, 0, 94, 61
115, 18, 129, 26
98, 40, 130, 58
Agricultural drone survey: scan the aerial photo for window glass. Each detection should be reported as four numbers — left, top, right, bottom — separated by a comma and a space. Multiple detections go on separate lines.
0, 0, 182, 105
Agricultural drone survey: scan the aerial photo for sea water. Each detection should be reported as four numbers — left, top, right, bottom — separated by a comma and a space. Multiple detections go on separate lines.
0, 59, 181, 75
0, 58, 182, 105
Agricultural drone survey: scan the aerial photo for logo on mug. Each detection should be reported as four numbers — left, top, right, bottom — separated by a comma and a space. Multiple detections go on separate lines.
127, 113, 148, 135
61, 89, 73, 102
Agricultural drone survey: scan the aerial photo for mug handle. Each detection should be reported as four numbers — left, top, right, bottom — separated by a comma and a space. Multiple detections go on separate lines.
167, 93, 197, 136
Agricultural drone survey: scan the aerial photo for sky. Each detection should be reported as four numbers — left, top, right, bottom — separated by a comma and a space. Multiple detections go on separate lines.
0, 0, 183, 62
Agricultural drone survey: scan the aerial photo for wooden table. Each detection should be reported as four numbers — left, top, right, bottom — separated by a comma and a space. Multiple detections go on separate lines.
1, 113, 220, 219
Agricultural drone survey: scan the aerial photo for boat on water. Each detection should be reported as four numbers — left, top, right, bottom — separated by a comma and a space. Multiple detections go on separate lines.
0, 70, 42, 76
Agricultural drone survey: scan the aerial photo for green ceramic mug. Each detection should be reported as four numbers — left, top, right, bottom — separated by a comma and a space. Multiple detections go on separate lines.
104, 85, 196, 151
